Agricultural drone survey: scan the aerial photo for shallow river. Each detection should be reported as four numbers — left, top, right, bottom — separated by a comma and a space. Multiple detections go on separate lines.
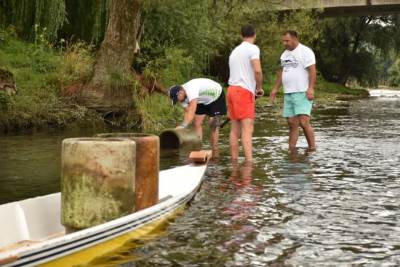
1, 94, 400, 266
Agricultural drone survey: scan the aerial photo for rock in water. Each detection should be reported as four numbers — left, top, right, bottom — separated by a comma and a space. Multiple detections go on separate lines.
61, 138, 136, 230
0, 68, 17, 95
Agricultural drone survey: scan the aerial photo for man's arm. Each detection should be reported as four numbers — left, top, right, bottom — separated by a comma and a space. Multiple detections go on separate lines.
251, 59, 263, 96
306, 64, 316, 100
270, 69, 282, 103
178, 99, 198, 128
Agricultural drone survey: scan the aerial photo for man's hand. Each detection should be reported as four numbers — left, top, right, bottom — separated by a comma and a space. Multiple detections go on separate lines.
270, 89, 278, 103
306, 88, 314, 101
176, 122, 188, 129
256, 88, 264, 98
270, 70, 282, 104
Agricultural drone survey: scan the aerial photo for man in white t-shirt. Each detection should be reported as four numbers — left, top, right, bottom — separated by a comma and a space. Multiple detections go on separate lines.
227, 25, 264, 162
169, 78, 227, 154
270, 30, 316, 152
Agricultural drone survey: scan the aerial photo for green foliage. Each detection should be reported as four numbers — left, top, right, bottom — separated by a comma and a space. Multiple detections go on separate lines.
0, 91, 13, 111
135, 93, 182, 132
108, 72, 134, 88
3, 1, 396, 132
316, 77, 369, 97
61, 0, 111, 43
137, 0, 217, 86
138, 0, 321, 86
388, 58, 400, 87
0, 30, 5, 44
0, 30, 102, 132
34, 0, 66, 41
58, 42, 95, 85
315, 15, 400, 87
143, 48, 196, 86
0, 0, 66, 41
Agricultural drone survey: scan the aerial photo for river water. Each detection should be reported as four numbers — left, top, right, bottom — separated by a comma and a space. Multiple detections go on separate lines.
0, 93, 399, 266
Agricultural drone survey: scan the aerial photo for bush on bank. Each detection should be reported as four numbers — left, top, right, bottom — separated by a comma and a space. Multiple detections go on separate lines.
0, 29, 368, 134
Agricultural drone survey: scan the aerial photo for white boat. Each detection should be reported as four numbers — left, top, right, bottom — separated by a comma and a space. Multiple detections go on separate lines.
0, 163, 208, 266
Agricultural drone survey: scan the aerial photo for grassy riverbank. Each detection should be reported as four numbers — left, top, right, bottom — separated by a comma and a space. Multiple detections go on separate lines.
0, 30, 101, 132
0, 31, 368, 134
0, 30, 181, 133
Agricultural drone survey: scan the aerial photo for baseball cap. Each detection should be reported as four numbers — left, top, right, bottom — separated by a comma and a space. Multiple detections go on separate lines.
169, 85, 182, 105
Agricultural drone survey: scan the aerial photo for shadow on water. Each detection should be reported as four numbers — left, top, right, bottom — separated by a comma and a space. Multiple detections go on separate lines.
1, 97, 400, 265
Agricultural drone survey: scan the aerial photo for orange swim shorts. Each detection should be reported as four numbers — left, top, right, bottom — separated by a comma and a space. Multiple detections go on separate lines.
227, 85, 255, 120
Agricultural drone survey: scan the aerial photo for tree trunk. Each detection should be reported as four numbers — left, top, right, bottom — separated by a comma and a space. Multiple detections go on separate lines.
81, 0, 141, 112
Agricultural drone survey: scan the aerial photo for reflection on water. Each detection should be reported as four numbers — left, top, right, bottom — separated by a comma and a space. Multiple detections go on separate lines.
0, 132, 66, 203
0, 97, 400, 266
130, 97, 400, 266
0, 132, 187, 204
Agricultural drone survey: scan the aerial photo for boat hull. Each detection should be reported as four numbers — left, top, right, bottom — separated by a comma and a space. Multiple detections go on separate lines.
0, 164, 207, 267
40, 205, 186, 267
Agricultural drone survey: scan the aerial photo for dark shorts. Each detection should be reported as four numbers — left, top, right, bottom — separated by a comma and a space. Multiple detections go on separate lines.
195, 90, 227, 117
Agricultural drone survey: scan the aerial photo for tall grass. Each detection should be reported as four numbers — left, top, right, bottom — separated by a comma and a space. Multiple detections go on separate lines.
0, 29, 102, 132
134, 92, 182, 133
0, 28, 181, 133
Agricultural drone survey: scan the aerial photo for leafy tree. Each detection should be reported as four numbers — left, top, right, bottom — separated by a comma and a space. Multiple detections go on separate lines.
61, 0, 111, 44
388, 58, 400, 87
315, 15, 400, 87
80, 0, 141, 111
0, 0, 66, 41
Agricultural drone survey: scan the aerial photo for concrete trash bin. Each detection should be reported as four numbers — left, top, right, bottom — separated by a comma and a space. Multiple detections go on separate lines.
61, 138, 136, 230
95, 133, 159, 211
159, 128, 201, 150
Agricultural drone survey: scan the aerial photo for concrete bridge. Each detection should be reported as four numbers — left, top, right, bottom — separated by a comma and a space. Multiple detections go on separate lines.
276, 0, 400, 16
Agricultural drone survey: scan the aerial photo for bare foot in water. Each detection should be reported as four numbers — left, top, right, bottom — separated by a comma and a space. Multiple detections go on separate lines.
307, 147, 316, 152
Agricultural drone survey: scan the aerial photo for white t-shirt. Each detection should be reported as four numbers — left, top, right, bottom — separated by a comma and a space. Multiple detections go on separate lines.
181, 78, 222, 108
280, 43, 316, 93
228, 41, 260, 94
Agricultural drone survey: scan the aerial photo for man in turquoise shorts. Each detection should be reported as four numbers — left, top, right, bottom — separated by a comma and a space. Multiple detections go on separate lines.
270, 30, 316, 151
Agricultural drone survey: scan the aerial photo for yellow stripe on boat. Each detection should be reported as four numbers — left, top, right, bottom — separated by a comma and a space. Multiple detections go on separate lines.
40, 206, 185, 267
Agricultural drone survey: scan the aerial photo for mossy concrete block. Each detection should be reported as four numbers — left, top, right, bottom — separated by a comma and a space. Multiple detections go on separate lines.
95, 133, 159, 211
159, 128, 201, 150
61, 138, 136, 230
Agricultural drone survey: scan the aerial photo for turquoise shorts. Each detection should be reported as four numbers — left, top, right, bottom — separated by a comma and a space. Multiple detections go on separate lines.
283, 92, 313, 118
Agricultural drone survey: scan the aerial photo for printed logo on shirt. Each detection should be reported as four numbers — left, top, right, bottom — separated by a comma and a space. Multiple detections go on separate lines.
281, 55, 299, 71
181, 87, 220, 108
199, 88, 219, 98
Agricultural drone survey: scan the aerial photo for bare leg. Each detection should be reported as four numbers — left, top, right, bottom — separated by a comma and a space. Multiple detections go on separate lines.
229, 119, 241, 162
287, 116, 300, 151
209, 116, 220, 158
299, 115, 316, 151
193, 115, 206, 140
240, 160, 253, 182
240, 118, 254, 162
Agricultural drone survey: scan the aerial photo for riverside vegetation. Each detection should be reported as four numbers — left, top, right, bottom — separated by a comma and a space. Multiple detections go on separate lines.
2, 0, 397, 133
0, 28, 369, 133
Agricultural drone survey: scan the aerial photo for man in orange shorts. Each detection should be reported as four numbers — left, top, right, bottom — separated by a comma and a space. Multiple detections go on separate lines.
227, 25, 264, 162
